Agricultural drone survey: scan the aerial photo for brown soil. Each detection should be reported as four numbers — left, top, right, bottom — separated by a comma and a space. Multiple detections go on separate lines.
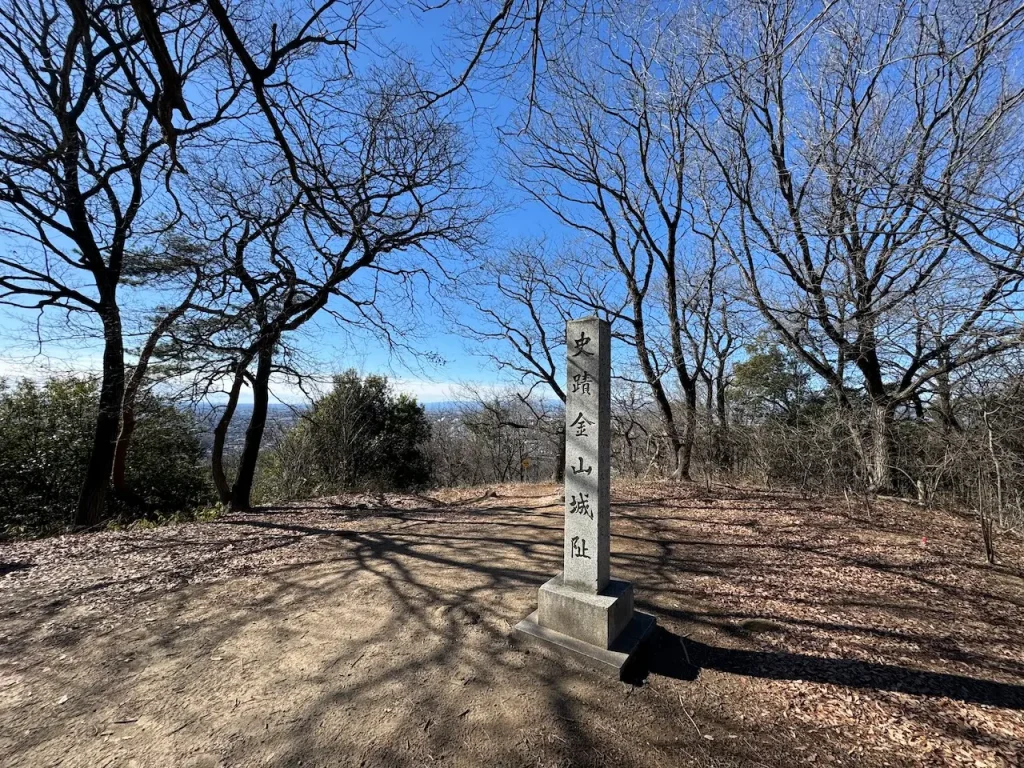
1, 482, 1022, 768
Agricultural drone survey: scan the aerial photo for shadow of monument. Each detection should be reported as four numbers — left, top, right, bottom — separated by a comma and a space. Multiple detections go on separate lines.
631, 626, 1024, 710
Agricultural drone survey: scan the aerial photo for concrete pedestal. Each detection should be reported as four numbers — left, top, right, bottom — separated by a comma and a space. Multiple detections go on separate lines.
537, 573, 633, 647
514, 609, 656, 680
515, 573, 656, 680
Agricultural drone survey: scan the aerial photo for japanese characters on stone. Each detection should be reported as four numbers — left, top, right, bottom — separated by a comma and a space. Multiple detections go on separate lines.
563, 317, 610, 593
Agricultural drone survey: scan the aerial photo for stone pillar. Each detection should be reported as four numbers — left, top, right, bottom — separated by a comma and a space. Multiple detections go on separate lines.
514, 316, 656, 679
563, 316, 610, 593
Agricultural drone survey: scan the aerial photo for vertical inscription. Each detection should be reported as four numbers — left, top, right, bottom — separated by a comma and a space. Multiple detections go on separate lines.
563, 317, 610, 593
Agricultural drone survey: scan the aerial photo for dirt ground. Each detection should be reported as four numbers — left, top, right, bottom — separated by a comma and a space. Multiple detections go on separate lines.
1, 482, 1022, 768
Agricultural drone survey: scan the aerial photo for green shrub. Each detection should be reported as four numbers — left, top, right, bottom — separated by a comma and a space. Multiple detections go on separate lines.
0, 378, 95, 535
0, 377, 211, 537
256, 370, 431, 502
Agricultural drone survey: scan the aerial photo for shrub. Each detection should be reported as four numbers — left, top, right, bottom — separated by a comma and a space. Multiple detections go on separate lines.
0, 377, 211, 536
256, 371, 431, 501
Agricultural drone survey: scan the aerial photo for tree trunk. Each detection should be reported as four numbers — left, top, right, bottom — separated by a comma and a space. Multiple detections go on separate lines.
867, 400, 895, 493
75, 308, 125, 527
702, 371, 717, 465
230, 340, 274, 511
715, 369, 730, 468
678, 381, 698, 482
629, 316, 684, 479
660, 239, 689, 483
112, 410, 134, 492
935, 369, 961, 433
554, 424, 566, 482
212, 364, 248, 504
656, 390, 684, 480
615, 269, 685, 481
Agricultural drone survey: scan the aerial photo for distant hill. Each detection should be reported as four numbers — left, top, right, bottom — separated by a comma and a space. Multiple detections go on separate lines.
422, 401, 464, 412
193, 400, 464, 456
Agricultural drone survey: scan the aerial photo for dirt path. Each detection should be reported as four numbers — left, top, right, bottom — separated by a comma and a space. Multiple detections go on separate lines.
1, 483, 1022, 767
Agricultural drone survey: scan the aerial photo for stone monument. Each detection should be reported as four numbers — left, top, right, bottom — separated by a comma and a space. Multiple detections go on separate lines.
514, 316, 656, 679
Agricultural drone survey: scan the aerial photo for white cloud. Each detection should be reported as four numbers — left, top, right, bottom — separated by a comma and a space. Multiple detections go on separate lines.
391, 378, 485, 403
0, 355, 105, 381
260, 376, 505, 405
0, 356, 504, 406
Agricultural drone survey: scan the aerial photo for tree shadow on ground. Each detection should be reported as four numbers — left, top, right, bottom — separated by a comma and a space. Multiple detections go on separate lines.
632, 626, 1024, 710
4, 485, 1023, 766
223, 510, 1024, 711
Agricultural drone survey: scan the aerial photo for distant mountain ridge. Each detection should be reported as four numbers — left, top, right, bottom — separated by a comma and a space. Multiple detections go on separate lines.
192, 399, 467, 456
194, 400, 463, 415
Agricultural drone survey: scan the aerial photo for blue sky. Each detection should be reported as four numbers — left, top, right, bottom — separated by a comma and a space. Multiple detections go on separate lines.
8, 2, 1019, 408
0, 3, 564, 404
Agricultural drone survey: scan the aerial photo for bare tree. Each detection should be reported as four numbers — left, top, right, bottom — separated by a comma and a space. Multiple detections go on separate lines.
448, 243, 570, 478
0, 0, 239, 524
0, 0, 479, 518
696, 0, 1024, 491
458, 387, 555, 483
508, 0, 721, 480
452, 244, 568, 401
420, 0, 593, 113
178, 66, 475, 509
688, 259, 742, 470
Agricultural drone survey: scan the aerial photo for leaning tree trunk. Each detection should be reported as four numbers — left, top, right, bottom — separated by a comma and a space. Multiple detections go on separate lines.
212, 364, 248, 504
112, 282, 196, 500
654, 385, 684, 480
75, 306, 125, 527
111, 400, 145, 508
112, 360, 156, 507
230, 340, 274, 511
663, 265, 695, 483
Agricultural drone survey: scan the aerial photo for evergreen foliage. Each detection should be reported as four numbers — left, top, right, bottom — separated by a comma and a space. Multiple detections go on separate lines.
0, 378, 210, 537
256, 371, 431, 501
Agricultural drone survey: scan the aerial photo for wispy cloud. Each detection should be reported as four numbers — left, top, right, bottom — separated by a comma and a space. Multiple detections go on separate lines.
0, 356, 502, 406
0, 355, 105, 381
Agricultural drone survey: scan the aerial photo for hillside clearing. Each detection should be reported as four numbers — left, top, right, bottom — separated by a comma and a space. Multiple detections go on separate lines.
1, 483, 1022, 767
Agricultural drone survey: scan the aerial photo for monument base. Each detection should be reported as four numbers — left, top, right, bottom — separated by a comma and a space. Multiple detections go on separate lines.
514, 573, 656, 680
537, 573, 633, 647
514, 609, 656, 680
